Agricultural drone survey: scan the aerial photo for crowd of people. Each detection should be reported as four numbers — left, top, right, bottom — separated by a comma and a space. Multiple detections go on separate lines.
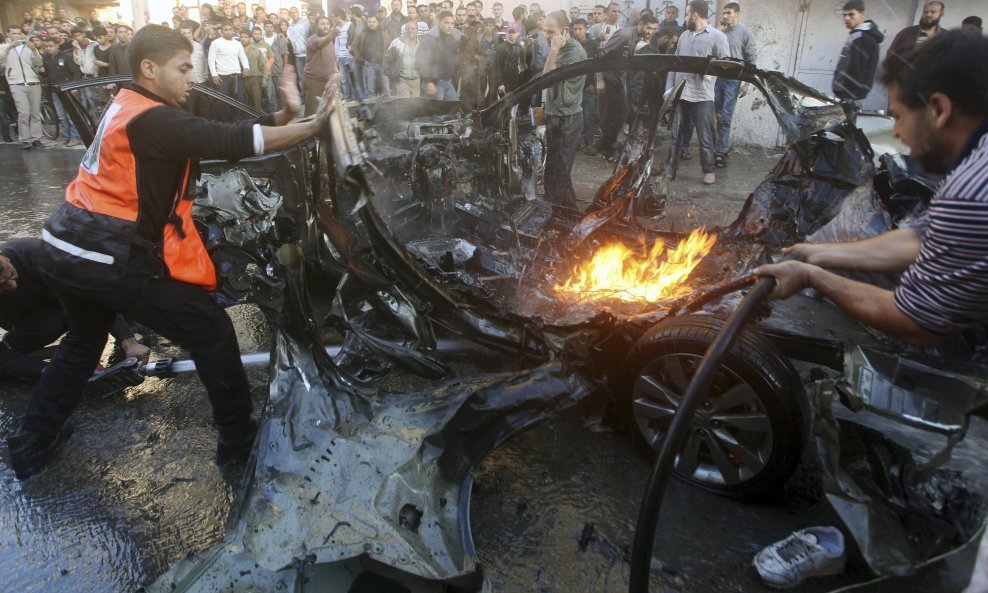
1, 0, 983, 175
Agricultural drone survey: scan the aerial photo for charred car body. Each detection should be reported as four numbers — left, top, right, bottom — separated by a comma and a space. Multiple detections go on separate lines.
54, 54, 986, 591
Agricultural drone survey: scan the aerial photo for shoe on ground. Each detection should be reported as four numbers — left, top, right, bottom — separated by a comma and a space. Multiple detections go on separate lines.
702, 172, 716, 185
679, 147, 692, 161
715, 153, 727, 168
19, 141, 32, 150
215, 417, 259, 467
6, 423, 74, 480
31, 139, 43, 148
753, 526, 845, 589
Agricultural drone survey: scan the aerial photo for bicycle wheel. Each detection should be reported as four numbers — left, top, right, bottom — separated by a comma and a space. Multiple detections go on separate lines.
41, 100, 59, 140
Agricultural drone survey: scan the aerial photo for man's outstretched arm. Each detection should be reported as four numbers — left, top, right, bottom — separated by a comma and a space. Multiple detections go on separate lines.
753, 260, 943, 346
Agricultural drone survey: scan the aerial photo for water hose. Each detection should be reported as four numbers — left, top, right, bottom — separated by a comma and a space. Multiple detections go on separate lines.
628, 276, 778, 593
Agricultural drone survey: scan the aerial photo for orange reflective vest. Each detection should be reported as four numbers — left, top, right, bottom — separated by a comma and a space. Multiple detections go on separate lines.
47, 88, 216, 290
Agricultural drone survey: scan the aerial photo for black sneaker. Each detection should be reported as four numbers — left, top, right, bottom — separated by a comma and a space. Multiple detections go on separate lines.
215, 418, 259, 467
31, 140, 43, 148
6, 423, 74, 480
19, 141, 32, 150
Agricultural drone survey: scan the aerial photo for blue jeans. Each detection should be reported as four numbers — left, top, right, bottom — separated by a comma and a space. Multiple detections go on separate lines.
52, 94, 77, 141
217, 73, 244, 103
714, 78, 742, 156
424, 79, 458, 100
673, 100, 715, 173
337, 56, 356, 101
361, 62, 389, 98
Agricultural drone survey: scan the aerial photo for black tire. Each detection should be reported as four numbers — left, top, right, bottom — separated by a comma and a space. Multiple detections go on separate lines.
624, 314, 808, 501
41, 101, 59, 140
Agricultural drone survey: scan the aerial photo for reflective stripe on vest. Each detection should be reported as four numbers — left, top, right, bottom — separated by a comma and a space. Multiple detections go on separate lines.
62, 88, 216, 290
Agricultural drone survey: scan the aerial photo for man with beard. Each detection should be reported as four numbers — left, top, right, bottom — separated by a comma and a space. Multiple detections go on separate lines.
594, 13, 658, 160
888, 1, 945, 58
665, 1, 728, 184
351, 15, 391, 98
304, 16, 339, 113
383, 0, 406, 39
756, 30, 988, 349
832, 0, 884, 102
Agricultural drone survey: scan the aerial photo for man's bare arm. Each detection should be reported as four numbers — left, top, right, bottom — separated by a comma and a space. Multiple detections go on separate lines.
785, 228, 921, 274
754, 260, 943, 346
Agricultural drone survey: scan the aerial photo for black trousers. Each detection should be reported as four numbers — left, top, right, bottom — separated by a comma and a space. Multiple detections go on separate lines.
0, 308, 132, 379
596, 77, 627, 157
24, 265, 252, 438
544, 112, 583, 209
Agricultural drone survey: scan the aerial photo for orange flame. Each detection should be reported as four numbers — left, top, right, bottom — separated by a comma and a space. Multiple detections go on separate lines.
554, 228, 717, 304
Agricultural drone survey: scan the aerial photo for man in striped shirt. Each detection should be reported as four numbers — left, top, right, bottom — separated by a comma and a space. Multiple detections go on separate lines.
755, 30, 988, 347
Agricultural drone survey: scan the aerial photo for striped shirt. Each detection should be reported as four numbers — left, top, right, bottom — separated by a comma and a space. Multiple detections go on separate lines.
894, 123, 988, 335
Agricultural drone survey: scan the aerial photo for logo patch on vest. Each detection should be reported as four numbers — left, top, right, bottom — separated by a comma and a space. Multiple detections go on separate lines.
81, 103, 121, 175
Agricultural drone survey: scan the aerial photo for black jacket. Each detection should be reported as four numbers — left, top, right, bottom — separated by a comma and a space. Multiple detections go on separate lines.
416, 29, 461, 83
495, 41, 528, 91
42, 48, 82, 86
832, 20, 884, 101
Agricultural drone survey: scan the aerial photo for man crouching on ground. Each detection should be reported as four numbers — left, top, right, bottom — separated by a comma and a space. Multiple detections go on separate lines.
5, 25, 336, 480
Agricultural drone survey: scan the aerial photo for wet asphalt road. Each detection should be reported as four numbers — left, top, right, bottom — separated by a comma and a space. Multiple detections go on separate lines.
0, 143, 984, 593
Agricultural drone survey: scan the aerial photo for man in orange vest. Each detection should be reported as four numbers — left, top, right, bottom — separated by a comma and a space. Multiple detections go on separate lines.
5, 24, 335, 480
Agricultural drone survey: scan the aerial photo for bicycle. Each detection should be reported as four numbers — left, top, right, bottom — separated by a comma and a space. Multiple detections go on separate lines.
40, 82, 59, 140
5, 82, 60, 142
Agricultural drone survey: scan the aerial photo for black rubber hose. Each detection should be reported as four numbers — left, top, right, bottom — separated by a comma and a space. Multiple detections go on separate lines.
628, 276, 777, 593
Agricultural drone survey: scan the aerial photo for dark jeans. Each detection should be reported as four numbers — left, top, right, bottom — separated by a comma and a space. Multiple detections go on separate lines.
581, 89, 597, 146
217, 73, 244, 103
23, 262, 252, 439
714, 78, 742, 156
295, 56, 307, 95
544, 112, 583, 209
596, 78, 627, 156
673, 100, 715, 173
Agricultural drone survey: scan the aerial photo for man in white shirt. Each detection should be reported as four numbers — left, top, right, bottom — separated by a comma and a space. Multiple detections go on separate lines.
666, 0, 729, 185
331, 7, 356, 101
208, 23, 251, 102
388, 20, 420, 97
286, 7, 310, 94
181, 24, 208, 85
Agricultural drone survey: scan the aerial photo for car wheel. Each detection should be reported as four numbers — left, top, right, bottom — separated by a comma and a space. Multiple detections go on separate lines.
624, 314, 808, 501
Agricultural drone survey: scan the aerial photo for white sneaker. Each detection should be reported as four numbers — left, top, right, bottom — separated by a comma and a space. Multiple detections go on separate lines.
753, 526, 845, 589
702, 172, 716, 185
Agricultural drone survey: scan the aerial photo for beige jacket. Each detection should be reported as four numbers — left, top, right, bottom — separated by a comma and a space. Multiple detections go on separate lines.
5, 44, 43, 84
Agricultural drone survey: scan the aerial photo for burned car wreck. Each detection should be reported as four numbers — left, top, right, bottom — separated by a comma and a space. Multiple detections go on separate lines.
57, 55, 987, 591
